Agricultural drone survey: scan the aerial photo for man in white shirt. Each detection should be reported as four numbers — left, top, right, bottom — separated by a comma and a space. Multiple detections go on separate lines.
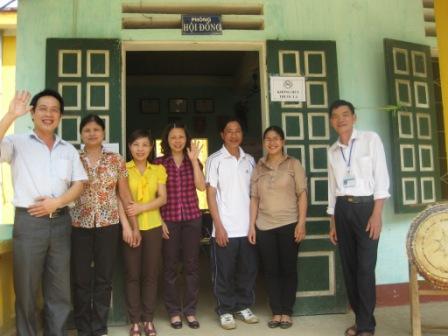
0, 90, 87, 336
205, 118, 258, 330
327, 100, 390, 336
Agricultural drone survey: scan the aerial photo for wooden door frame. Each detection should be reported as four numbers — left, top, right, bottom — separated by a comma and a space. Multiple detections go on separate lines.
121, 40, 268, 154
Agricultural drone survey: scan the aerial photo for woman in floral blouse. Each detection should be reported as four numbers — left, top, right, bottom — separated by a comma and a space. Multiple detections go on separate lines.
154, 123, 205, 329
123, 129, 167, 336
71, 114, 139, 336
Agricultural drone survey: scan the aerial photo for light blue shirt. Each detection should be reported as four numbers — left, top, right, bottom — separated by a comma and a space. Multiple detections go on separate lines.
0, 131, 87, 207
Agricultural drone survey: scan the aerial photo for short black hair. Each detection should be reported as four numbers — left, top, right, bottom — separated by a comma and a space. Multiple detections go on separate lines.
30, 89, 64, 114
219, 116, 243, 133
160, 122, 192, 156
80, 114, 105, 133
329, 99, 355, 116
127, 129, 155, 162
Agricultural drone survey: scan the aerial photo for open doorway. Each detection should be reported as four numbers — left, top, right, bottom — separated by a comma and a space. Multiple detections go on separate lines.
123, 48, 267, 317
125, 50, 263, 162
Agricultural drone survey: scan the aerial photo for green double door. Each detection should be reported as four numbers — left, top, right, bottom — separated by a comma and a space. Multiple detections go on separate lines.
46, 38, 346, 321
267, 40, 347, 314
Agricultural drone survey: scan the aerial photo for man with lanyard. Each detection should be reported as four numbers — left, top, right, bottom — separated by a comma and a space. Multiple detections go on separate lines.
0, 90, 87, 336
327, 100, 390, 336
205, 117, 258, 330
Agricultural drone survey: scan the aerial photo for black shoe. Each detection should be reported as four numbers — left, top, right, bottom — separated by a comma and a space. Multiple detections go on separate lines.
170, 320, 182, 329
186, 320, 200, 329
280, 320, 292, 329
268, 320, 281, 328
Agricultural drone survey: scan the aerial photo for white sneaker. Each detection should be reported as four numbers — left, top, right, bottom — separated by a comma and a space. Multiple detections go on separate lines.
220, 313, 236, 329
234, 308, 259, 324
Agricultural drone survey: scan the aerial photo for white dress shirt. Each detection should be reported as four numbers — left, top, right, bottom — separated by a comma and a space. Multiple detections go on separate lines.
327, 129, 390, 215
205, 145, 255, 238
0, 132, 87, 207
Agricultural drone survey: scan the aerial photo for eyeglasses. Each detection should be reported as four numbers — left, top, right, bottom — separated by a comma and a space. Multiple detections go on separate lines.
35, 106, 61, 114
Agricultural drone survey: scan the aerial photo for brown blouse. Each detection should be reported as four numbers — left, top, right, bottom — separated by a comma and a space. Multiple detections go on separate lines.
250, 155, 307, 231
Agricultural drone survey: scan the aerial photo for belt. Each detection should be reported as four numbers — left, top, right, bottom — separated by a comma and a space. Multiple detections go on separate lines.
16, 206, 69, 218
337, 195, 374, 204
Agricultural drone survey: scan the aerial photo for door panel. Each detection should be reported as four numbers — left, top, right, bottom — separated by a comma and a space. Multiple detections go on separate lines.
46, 38, 126, 325
267, 40, 347, 315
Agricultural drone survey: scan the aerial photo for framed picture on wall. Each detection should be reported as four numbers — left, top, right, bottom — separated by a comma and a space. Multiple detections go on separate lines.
195, 99, 214, 113
169, 98, 188, 113
140, 99, 160, 114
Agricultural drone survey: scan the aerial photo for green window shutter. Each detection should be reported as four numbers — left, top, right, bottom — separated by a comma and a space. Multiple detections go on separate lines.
46, 38, 122, 150
267, 40, 346, 315
384, 39, 441, 213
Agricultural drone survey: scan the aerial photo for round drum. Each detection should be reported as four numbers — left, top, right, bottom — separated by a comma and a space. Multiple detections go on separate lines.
407, 203, 448, 289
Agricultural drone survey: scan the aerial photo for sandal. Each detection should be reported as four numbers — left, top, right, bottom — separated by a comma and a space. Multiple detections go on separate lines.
143, 321, 157, 336
345, 324, 357, 336
129, 324, 141, 336
280, 315, 293, 329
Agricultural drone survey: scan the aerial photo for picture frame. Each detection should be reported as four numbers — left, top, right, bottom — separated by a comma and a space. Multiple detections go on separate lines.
195, 99, 214, 113
140, 99, 160, 114
169, 98, 188, 113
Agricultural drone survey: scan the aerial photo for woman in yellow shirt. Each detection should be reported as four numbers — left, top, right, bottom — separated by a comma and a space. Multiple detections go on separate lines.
123, 129, 167, 336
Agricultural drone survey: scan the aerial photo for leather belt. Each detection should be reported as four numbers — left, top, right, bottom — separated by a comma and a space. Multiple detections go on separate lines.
16, 206, 69, 218
337, 195, 374, 204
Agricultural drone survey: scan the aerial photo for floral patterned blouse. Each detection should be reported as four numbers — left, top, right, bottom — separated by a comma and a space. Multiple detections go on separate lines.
71, 150, 128, 228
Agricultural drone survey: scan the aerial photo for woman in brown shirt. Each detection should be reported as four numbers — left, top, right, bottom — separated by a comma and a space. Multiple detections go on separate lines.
249, 125, 307, 329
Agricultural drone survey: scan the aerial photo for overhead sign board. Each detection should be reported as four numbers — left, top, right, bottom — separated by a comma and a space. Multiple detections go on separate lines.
182, 15, 223, 35
270, 76, 306, 102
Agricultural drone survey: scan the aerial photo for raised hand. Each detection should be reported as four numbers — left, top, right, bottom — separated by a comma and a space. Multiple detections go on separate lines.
187, 140, 203, 162
8, 91, 32, 118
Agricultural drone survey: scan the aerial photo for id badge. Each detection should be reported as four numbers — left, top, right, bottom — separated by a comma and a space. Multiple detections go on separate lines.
343, 173, 356, 188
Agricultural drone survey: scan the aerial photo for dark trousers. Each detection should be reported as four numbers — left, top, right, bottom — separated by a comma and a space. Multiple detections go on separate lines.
13, 209, 72, 336
211, 236, 257, 315
123, 227, 162, 323
163, 218, 202, 317
334, 198, 378, 333
257, 223, 299, 316
71, 224, 120, 336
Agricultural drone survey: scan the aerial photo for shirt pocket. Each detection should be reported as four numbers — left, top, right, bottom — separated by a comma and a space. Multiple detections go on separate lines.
55, 158, 72, 182
356, 156, 372, 175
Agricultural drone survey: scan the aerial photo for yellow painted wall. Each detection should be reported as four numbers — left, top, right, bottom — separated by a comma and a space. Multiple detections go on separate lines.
0, 240, 14, 335
0, 11, 16, 335
435, 0, 448, 158
0, 21, 16, 225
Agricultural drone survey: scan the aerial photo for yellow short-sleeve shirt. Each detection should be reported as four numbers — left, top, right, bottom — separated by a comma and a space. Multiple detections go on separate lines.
126, 160, 167, 231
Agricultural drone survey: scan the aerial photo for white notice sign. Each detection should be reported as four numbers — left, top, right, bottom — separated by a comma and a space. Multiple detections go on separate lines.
270, 76, 306, 102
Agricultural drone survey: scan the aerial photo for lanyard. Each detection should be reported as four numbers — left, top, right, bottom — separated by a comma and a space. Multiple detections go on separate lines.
340, 139, 355, 172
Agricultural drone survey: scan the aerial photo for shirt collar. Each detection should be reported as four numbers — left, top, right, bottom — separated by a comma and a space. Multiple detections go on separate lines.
166, 154, 187, 165
221, 145, 246, 159
259, 155, 290, 169
335, 128, 358, 149
79, 145, 107, 155
126, 160, 151, 170
29, 131, 64, 147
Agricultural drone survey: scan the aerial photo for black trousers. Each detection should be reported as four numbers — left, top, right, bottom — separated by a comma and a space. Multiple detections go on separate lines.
210, 237, 258, 315
334, 198, 378, 333
71, 225, 120, 336
256, 223, 299, 315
